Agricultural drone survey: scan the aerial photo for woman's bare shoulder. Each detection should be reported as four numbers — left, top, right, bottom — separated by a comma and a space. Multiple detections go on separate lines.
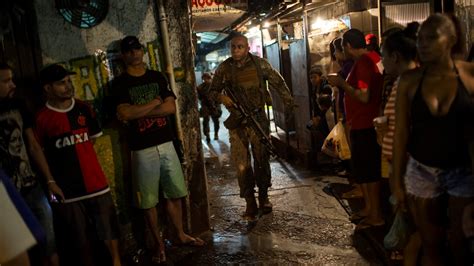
455, 60, 474, 93
397, 68, 423, 91
455, 60, 474, 74
401, 67, 423, 80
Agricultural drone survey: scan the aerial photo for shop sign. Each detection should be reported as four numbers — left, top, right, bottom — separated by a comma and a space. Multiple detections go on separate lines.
191, 0, 247, 16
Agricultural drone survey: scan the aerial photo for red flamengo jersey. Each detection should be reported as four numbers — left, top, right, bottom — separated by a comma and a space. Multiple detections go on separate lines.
35, 99, 109, 203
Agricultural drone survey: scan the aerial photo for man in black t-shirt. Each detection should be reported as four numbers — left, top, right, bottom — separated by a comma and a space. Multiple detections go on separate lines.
112, 36, 204, 263
0, 61, 63, 265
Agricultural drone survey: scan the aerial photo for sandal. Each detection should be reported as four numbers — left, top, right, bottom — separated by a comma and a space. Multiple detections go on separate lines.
354, 218, 385, 231
341, 188, 363, 199
178, 236, 205, 247
349, 212, 367, 222
151, 240, 166, 264
151, 251, 166, 265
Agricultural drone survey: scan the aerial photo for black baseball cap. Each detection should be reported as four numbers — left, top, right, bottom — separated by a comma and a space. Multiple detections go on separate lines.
39, 64, 76, 85
120, 36, 143, 52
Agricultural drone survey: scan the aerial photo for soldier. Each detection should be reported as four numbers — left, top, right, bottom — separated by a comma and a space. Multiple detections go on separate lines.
197, 72, 222, 142
209, 34, 294, 220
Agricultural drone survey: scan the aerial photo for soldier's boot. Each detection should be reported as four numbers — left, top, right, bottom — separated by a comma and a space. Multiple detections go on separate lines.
242, 196, 258, 220
214, 132, 219, 140
258, 189, 273, 214
205, 134, 211, 143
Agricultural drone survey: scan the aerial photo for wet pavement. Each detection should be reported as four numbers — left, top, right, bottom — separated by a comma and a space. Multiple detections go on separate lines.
129, 113, 388, 265
158, 113, 386, 265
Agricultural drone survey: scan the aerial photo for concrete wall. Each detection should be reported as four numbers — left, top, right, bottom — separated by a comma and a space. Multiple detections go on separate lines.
455, 0, 473, 56
35, 1, 159, 64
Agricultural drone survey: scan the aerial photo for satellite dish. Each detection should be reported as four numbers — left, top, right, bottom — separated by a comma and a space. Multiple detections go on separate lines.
55, 0, 108, 29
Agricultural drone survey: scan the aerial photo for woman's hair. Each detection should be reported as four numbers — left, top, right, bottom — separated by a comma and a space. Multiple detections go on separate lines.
421, 13, 466, 58
332, 37, 343, 52
329, 38, 337, 61
382, 21, 419, 62
0, 61, 12, 71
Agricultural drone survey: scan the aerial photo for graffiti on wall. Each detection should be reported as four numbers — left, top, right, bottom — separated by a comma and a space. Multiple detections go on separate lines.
65, 40, 162, 104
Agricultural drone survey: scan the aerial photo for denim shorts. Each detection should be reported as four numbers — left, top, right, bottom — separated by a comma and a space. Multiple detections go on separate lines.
131, 141, 187, 209
404, 156, 474, 198
22, 183, 56, 256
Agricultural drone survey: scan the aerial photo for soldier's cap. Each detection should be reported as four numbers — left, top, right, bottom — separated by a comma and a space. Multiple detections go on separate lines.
309, 66, 323, 76
120, 35, 143, 52
202, 72, 212, 79
40, 64, 76, 85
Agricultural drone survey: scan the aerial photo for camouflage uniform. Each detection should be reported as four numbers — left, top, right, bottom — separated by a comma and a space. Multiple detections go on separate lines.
209, 53, 293, 202
197, 82, 222, 140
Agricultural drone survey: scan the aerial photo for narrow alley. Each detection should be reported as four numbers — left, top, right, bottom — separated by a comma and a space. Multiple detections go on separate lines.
1, 1, 473, 266
159, 114, 386, 265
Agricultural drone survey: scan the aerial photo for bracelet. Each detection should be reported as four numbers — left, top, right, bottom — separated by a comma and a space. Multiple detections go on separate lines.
47, 180, 56, 184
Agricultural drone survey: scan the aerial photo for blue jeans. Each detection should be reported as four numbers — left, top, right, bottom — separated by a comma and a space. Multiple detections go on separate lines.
22, 183, 56, 256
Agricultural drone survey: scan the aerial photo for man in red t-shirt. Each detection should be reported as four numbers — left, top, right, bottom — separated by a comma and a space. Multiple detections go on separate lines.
327, 29, 384, 230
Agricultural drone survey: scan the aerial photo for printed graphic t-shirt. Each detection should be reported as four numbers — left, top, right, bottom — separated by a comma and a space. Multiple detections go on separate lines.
0, 98, 37, 190
35, 99, 109, 202
113, 70, 176, 151
345, 51, 383, 130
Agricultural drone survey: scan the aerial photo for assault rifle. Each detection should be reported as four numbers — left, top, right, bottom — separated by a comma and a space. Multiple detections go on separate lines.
223, 82, 279, 158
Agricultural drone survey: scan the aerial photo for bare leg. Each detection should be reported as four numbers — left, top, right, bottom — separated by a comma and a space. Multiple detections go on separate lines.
408, 195, 446, 266
448, 196, 473, 266
104, 239, 121, 266
166, 198, 204, 245
143, 207, 165, 261
365, 181, 383, 223
403, 231, 422, 266
358, 183, 370, 216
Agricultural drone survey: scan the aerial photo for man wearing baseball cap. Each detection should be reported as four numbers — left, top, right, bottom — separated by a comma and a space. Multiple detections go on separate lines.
120, 35, 143, 52
0, 61, 62, 265
36, 64, 122, 265
112, 35, 204, 264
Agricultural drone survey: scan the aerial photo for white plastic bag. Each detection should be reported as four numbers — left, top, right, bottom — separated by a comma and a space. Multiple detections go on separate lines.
321, 121, 351, 160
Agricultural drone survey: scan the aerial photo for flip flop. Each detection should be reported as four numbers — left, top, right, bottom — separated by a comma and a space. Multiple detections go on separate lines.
151, 242, 166, 264
349, 212, 367, 222
354, 218, 385, 231
341, 190, 363, 199
179, 237, 205, 247
151, 251, 166, 265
